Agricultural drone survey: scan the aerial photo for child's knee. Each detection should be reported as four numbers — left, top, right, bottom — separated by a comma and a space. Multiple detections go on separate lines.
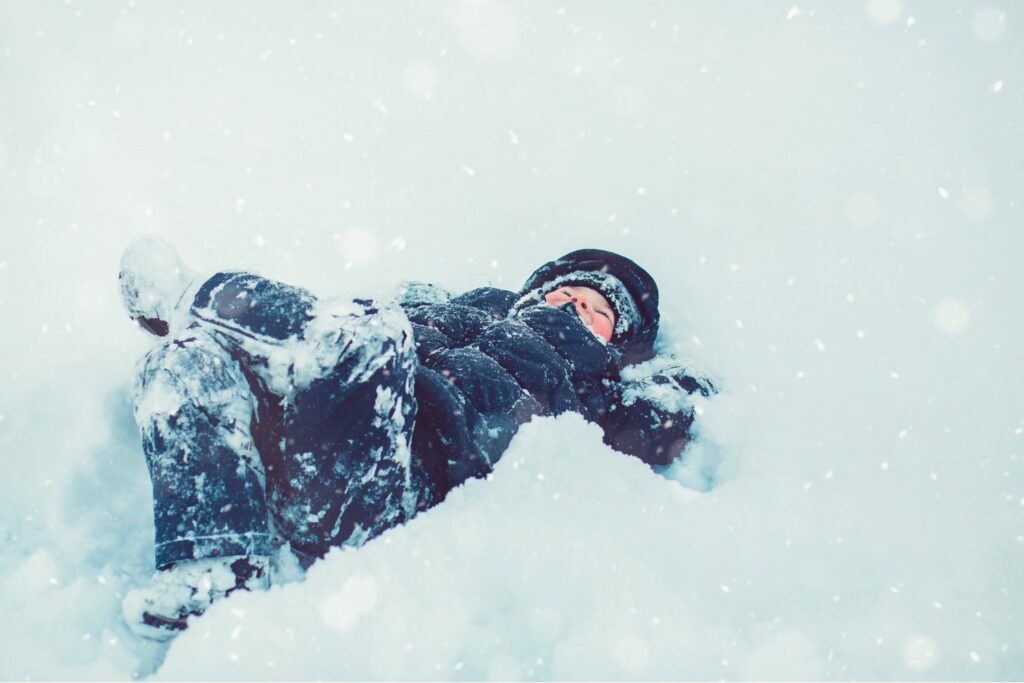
370, 300, 416, 362
299, 298, 415, 384
348, 300, 417, 383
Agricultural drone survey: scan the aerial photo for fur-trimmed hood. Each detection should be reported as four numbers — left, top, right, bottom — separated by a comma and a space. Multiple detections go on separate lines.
513, 249, 660, 364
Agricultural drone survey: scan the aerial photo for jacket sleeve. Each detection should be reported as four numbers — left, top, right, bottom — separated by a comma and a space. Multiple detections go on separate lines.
598, 358, 715, 467
449, 287, 517, 318
400, 285, 517, 349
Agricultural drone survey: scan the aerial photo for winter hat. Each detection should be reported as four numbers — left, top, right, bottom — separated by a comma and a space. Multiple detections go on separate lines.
514, 248, 660, 363
119, 236, 200, 337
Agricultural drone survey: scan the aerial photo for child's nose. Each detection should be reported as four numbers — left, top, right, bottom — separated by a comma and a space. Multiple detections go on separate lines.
571, 298, 591, 320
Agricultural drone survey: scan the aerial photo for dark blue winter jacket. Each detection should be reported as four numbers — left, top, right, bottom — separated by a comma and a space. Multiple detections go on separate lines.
396, 283, 713, 505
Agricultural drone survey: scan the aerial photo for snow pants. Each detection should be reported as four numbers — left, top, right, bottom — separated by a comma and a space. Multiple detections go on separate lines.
132, 274, 422, 568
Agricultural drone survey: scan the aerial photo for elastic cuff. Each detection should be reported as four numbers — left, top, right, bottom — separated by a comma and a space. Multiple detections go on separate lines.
155, 531, 274, 569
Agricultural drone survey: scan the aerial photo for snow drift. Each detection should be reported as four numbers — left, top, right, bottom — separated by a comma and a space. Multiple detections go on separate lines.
158, 415, 710, 681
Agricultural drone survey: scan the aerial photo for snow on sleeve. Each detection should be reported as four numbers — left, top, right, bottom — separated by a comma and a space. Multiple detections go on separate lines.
393, 280, 453, 308
618, 352, 716, 413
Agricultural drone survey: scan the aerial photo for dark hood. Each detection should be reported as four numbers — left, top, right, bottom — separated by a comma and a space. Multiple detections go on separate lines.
513, 248, 660, 365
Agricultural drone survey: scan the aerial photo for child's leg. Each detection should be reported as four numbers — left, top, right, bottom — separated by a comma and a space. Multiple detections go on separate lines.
176, 271, 432, 558
133, 329, 274, 569
260, 299, 424, 558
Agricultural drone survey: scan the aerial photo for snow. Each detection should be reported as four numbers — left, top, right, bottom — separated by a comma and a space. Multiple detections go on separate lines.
866, 0, 905, 27
1, 1, 1023, 680
158, 416, 713, 681
973, 9, 1007, 43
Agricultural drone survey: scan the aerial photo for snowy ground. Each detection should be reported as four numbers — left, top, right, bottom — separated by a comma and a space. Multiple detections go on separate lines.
1, 1, 1023, 680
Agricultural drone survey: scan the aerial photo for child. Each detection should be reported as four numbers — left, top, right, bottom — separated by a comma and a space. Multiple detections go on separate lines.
118, 238, 713, 640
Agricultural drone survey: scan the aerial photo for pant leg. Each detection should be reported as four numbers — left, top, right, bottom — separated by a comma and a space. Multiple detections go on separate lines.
187, 272, 431, 557
133, 328, 274, 569
259, 299, 423, 557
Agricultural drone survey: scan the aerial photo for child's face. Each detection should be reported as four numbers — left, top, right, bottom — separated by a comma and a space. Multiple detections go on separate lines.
544, 285, 615, 341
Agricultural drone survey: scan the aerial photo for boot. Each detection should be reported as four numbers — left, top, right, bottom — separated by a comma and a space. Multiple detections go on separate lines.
122, 556, 269, 641
119, 235, 200, 337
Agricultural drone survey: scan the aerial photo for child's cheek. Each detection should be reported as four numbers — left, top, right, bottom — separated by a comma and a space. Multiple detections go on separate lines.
593, 318, 613, 341
544, 291, 567, 305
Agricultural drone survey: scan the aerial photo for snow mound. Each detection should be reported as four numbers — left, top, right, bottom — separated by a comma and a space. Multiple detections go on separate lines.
157, 415, 706, 680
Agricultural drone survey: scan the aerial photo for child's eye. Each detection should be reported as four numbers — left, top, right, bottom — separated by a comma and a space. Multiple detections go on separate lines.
598, 311, 610, 319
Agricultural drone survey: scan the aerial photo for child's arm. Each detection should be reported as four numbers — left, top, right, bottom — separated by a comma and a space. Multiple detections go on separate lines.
599, 359, 715, 467
394, 281, 517, 320
396, 283, 518, 357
